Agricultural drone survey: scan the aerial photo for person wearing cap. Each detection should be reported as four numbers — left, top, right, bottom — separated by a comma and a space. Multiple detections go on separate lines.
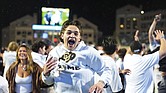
123, 30, 166, 93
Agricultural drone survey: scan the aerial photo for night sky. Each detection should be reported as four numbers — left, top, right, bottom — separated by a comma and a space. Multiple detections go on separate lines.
0, 0, 165, 36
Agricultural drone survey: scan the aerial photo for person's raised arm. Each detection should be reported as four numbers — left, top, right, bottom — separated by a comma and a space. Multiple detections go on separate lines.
125, 30, 139, 55
154, 30, 166, 59
134, 30, 139, 41
148, 14, 161, 46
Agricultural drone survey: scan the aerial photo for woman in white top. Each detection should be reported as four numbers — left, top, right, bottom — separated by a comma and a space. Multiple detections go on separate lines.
6, 44, 46, 93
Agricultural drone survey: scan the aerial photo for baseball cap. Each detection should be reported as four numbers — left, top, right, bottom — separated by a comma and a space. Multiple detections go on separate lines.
130, 41, 142, 54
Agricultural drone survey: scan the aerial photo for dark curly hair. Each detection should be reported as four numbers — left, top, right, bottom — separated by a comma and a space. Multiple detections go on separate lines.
102, 36, 118, 55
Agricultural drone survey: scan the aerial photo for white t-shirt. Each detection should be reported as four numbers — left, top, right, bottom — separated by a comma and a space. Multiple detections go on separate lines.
123, 52, 159, 93
3, 51, 16, 77
31, 52, 47, 68
101, 55, 123, 93
0, 76, 8, 93
116, 58, 124, 71
116, 58, 126, 89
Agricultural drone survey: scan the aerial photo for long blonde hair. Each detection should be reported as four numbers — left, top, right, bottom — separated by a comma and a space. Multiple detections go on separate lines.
12, 44, 33, 73
8, 41, 18, 51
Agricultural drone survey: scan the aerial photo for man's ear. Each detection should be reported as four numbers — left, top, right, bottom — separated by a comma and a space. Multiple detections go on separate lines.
38, 47, 42, 54
61, 33, 64, 39
79, 36, 82, 42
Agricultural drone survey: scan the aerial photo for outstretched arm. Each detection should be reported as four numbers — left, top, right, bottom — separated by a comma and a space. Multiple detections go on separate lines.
154, 30, 166, 59
134, 30, 139, 41
148, 14, 161, 48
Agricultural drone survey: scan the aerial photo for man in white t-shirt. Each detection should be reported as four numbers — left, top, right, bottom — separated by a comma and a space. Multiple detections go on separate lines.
98, 37, 124, 93
124, 30, 166, 93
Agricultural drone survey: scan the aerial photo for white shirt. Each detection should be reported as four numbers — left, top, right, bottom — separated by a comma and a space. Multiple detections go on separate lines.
3, 51, 16, 77
15, 74, 32, 93
124, 52, 159, 93
101, 55, 122, 93
149, 37, 161, 93
116, 58, 124, 71
149, 41, 160, 52
42, 41, 112, 93
0, 76, 8, 93
31, 52, 47, 68
116, 58, 126, 89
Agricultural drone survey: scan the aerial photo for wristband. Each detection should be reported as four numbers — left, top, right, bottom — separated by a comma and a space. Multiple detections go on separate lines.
160, 36, 165, 39
98, 80, 105, 85
98, 80, 108, 88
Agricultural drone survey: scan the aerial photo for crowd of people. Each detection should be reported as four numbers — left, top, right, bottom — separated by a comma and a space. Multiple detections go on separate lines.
0, 13, 166, 93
